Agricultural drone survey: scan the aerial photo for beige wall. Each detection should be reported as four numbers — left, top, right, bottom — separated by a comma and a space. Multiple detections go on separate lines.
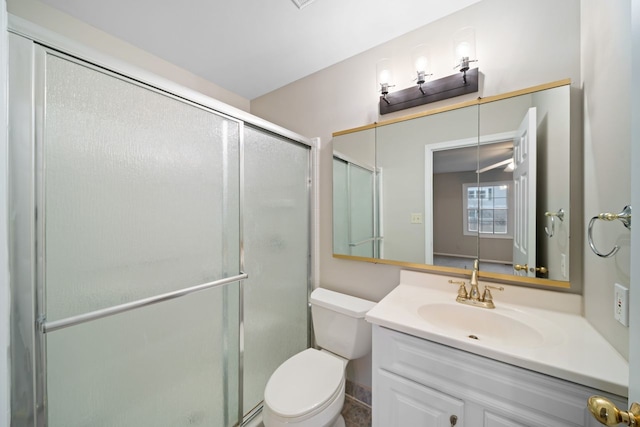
252, 0, 581, 304
7, 0, 250, 112
581, 0, 631, 359
251, 0, 633, 386
631, 0, 640, 404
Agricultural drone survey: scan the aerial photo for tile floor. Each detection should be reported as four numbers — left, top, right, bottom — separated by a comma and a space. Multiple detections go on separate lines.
247, 395, 371, 427
246, 380, 372, 427
342, 394, 372, 427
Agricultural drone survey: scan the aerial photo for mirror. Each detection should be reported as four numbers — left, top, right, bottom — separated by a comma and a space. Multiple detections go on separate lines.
332, 126, 378, 258
332, 82, 572, 285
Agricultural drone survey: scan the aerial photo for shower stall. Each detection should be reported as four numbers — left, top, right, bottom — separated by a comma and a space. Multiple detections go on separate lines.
333, 154, 380, 258
8, 26, 312, 427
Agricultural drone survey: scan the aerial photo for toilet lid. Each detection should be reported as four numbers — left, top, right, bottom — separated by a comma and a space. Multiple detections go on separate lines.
264, 348, 344, 419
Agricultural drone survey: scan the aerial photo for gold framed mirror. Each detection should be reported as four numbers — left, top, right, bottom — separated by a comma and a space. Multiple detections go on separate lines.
332, 79, 575, 289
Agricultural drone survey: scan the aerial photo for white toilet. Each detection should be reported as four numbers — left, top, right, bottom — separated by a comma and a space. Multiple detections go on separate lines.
262, 288, 376, 427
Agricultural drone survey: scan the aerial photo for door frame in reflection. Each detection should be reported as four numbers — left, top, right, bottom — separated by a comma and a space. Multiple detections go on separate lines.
425, 131, 517, 267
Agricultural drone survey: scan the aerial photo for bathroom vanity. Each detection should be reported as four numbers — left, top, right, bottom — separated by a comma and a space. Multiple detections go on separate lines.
366, 271, 629, 427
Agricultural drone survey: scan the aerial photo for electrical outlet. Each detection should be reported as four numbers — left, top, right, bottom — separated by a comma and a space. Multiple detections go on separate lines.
560, 253, 566, 278
410, 213, 423, 224
614, 283, 629, 327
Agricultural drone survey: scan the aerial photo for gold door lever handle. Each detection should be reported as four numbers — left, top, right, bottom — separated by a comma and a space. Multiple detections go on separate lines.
532, 266, 548, 275
587, 396, 640, 426
513, 264, 528, 271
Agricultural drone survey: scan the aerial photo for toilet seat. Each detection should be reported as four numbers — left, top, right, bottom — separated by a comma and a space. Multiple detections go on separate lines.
264, 348, 345, 422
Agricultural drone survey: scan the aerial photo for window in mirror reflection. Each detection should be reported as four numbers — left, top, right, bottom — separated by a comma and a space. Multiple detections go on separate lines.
464, 182, 512, 237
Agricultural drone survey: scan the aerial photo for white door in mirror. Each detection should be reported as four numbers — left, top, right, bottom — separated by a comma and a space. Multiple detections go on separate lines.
512, 107, 537, 277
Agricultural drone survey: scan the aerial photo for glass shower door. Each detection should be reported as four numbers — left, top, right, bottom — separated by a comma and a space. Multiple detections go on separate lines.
332, 157, 376, 257
242, 127, 311, 419
349, 164, 376, 257
40, 51, 241, 426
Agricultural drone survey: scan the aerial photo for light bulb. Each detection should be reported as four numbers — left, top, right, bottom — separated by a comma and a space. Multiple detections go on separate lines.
376, 58, 394, 95
456, 41, 472, 60
453, 27, 477, 71
414, 55, 428, 73
379, 69, 391, 85
411, 44, 431, 87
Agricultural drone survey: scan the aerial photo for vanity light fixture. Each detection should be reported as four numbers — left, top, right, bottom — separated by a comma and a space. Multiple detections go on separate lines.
378, 29, 479, 115
453, 27, 478, 84
376, 59, 394, 105
412, 44, 432, 94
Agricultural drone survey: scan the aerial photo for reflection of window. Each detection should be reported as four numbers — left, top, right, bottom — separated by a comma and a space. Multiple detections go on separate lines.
463, 182, 511, 238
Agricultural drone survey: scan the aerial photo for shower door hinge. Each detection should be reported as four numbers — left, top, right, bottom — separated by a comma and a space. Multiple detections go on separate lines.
36, 315, 47, 333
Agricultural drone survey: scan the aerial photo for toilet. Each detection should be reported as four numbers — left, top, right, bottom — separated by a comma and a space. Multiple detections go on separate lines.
263, 288, 376, 427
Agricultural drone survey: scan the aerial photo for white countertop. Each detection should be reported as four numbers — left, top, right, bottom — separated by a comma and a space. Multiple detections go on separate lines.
365, 271, 629, 397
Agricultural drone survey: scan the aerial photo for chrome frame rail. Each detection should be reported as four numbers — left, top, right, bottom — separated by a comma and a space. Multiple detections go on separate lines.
39, 273, 248, 334
349, 236, 383, 247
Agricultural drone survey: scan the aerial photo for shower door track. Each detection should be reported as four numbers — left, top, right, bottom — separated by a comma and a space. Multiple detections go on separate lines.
39, 273, 249, 333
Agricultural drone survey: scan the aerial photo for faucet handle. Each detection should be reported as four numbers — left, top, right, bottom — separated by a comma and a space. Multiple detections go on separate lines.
482, 285, 504, 303
448, 280, 468, 299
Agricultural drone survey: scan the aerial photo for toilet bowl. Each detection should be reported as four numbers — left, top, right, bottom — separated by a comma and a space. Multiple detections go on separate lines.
262, 288, 376, 427
263, 349, 346, 427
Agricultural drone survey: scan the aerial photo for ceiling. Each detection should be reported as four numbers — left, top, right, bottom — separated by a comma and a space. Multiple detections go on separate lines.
40, 0, 480, 100
434, 141, 513, 174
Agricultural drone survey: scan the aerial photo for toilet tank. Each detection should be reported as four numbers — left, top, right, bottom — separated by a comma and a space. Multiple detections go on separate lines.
310, 288, 376, 360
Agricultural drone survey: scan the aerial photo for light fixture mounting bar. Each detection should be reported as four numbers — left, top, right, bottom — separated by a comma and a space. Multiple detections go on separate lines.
379, 68, 479, 115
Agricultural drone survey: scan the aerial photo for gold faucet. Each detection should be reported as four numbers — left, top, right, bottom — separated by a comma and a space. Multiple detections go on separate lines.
468, 259, 481, 301
449, 259, 503, 309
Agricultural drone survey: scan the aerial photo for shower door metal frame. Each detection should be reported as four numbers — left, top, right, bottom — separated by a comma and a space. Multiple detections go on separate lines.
239, 124, 315, 427
8, 17, 316, 427
13, 41, 248, 426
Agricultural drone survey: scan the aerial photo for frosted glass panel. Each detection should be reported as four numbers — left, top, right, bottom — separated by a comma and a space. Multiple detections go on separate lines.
332, 159, 375, 257
349, 165, 375, 257
43, 54, 240, 321
333, 158, 350, 254
242, 127, 310, 415
46, 284, 240, 427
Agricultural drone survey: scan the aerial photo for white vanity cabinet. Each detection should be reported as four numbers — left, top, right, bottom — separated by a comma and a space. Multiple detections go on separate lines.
372, 325, 627, 427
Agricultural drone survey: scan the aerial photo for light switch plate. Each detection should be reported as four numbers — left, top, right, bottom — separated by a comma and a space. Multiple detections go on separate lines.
410, 213, 423, 224
614, 283, 629, 327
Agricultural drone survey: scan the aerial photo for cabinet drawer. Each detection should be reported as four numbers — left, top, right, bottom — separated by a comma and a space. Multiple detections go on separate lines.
483, 411, 530, 427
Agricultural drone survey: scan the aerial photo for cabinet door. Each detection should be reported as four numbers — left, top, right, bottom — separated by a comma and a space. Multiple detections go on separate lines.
483, 411, 529, 427
374, 369, 464, 427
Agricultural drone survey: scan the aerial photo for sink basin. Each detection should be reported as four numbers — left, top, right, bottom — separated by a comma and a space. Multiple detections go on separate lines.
417, 303, 555, 348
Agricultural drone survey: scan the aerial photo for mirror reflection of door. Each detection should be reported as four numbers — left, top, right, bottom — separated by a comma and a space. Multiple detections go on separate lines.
428, 135, 517, 274
428, 140, 479, 269
429, 109, 538, 276
333, 154, 378, 258
511, 107, 537, 277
